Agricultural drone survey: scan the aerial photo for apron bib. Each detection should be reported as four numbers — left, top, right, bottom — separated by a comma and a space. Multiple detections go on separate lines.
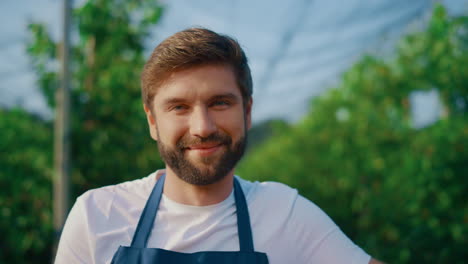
111, 174, 269, 263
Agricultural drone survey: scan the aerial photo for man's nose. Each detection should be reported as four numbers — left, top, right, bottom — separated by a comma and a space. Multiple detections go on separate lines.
189, 107, 217, 138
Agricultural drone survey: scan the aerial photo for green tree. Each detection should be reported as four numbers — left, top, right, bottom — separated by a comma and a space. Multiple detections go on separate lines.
27, 0, 165, 197
0, 109, 53, 262
0, 0, 164, 262
238, 6, 467, 263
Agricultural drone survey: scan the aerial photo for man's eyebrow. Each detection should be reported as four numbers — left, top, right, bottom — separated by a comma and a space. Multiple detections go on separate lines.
162, 93, 240, 105
209, 93, 239, 102
162, 97, 187, 105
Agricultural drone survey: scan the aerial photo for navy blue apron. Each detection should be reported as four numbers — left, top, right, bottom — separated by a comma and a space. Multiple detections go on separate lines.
111, 174, 269, 263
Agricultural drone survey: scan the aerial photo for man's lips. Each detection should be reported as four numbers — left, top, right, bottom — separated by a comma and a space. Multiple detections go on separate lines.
187, 143, 222, 150
185, 143, 224, 156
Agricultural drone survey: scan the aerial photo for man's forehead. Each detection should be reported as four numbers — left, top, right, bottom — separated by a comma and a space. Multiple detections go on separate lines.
154, 65, 241, 100
164, 64, 235, 83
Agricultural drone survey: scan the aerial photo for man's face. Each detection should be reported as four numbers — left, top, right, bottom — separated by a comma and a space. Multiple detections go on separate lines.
145, 65, 252, 185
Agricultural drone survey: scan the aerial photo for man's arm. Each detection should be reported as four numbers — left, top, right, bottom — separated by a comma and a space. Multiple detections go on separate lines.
369, 258, 385, 264
280, 193, 378, 263
55, 198, 93, 263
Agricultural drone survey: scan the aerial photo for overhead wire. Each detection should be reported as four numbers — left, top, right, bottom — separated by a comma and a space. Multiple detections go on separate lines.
257, 0, 314, 92
260, 0, 429, 90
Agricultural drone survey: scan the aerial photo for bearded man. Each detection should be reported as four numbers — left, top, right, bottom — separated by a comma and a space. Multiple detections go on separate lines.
55, 27, 383, 264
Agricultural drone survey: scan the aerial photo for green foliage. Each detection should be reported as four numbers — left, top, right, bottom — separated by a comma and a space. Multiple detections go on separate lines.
0, 0, 164, 262
247, 119, 289, 152
238, 5, 468, 263
0, 109, 53, 262
25, 0, 165, 198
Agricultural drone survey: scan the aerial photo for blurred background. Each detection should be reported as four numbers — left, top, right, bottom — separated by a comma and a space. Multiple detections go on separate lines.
0, 0, 467, 263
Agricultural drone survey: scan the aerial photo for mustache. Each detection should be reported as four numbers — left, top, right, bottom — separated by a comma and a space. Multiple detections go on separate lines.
176, 133, 232, 149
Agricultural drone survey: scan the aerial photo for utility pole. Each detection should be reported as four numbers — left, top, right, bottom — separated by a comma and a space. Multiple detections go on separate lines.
53, 0, 72, 257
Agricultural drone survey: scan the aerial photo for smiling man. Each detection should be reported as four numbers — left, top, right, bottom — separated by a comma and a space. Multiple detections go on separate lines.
55, 28, 382, 264
148, 65, 249, 191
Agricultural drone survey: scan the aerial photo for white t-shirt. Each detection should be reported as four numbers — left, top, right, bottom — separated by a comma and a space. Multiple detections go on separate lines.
55, 171, 371, 264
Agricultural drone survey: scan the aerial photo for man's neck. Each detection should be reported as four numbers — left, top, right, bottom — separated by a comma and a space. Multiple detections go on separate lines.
159, 167, 234, 206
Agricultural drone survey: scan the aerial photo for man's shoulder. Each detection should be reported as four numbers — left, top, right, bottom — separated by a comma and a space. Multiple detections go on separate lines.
77, 171, 158, 217
237, 176, 297, 193
236, 176, 299, 207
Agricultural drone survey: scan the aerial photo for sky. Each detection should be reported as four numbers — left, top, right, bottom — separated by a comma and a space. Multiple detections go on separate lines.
0, 0, 467, 125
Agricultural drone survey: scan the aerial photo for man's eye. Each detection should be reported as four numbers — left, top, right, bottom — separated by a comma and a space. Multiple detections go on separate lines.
171, 105, 188, 111
212, 100, 230, 107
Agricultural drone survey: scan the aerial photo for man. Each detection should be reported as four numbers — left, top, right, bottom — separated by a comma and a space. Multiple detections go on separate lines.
55, 28, 383, 263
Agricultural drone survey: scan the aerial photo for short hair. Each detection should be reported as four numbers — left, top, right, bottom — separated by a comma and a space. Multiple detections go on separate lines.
141, 28, 252, 107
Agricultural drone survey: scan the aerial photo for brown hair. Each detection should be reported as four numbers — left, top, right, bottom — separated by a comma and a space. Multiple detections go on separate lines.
141, 27, 252, 108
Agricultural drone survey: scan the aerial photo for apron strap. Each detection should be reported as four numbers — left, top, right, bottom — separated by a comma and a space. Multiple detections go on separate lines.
130, 174, 255, 252
234, 177, 254, 252
130, 173, 165, 248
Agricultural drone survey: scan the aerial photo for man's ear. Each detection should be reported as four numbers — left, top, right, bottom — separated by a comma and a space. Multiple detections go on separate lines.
245, 98, 253, 130
144, 103, 158, 141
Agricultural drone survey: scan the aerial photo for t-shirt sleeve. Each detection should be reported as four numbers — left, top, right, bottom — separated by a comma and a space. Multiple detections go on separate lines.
54, 197, 93, 264
285, 194, 371, 264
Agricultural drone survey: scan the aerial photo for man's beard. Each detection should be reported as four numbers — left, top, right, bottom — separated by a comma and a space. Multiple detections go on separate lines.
157, 131, 247, 186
